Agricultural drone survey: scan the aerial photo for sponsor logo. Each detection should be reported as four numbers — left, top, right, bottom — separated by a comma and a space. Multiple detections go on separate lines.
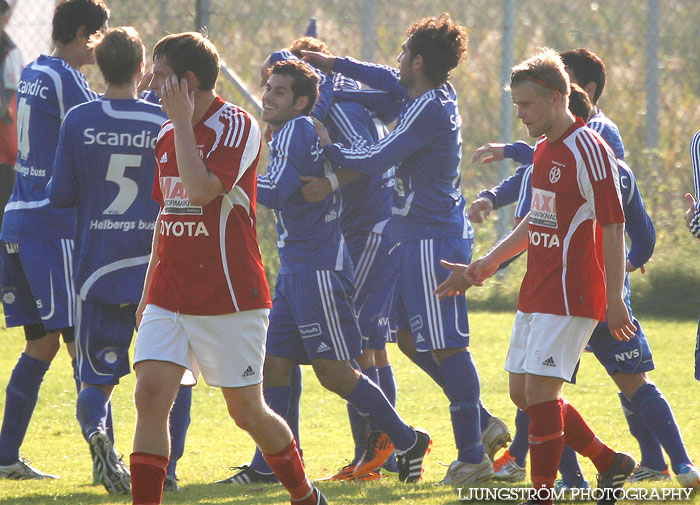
530, 187, 557, 229
316, 342, 331, 353
541, 356, 556, 367
16, 165, 46, 177
615, 349, 640, 362
409, 315, 423, 332
18, 78, 49, 99
528, 230, 560, 248
83, 128, 157, 149
324, 209, 338, 223
5, 243, 19, 254
103, 351, 118, 365
159, 220, 209, 237
549, 166, 561, 183
415, 333, 425, 343
241, 366, 255, 377
160, 152, 168, 163
299, 323, 322, 339
2, 290, 16, 304
160, 177, 203, 215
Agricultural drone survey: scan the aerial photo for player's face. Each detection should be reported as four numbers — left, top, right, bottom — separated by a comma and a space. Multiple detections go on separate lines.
511, 82, 556, 138
397, 39, 414, 88
79, 23, 107, 66
262, 73, 304, 130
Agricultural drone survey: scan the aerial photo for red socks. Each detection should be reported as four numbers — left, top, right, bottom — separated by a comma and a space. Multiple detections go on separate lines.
528, 399, 565, 504
563, 401, 616, 473
130, 452, 169, 505
262, 439, 316, 504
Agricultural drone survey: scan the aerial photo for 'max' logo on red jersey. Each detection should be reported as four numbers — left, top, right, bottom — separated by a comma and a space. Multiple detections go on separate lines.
160, 177, 203, 215
530, 187, 557, 229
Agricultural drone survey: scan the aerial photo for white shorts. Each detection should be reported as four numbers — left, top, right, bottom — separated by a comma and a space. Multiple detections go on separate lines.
504, 311, 598, 381
134, 304, 269, 388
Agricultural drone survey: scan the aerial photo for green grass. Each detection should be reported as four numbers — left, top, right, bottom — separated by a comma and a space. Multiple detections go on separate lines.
1, 311, 699, 504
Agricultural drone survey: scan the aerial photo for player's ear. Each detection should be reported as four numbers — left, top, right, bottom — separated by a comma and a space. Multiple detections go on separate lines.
293, 95, 309, 113
183, 70, 199, 91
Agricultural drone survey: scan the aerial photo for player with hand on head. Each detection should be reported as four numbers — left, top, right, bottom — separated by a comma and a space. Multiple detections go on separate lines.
129, 33, 327, 505
0, 0, 109, 481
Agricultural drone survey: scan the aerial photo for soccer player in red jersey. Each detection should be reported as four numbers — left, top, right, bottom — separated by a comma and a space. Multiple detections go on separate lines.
437, 49, 637, 505
129, 32, 326, 505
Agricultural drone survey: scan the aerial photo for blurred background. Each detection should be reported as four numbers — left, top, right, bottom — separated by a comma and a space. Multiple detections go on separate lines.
5, 0, 700, 317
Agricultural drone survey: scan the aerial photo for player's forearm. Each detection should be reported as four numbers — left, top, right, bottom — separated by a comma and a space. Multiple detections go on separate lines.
602, 222, 627, 303
172, 121, 223, 206
483, 214, 530, 266
333, 57, 407, 101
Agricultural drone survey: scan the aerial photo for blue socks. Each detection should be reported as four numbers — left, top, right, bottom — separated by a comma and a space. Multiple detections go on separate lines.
559, 445, 586, 487
0, 353, 50, 465
76, 386, 109, 441
439, 351, 484, 464
288, 365, 303, 450
410, 351, 445, 388
632, 383, 691, 474
345, 375, 415, 451
378, 365, 396, 407
619, 391, 665, 471
479, 401, 493, 433
510, 409, 530, 467
249, 386, 291, 474
166, 386, 192, 479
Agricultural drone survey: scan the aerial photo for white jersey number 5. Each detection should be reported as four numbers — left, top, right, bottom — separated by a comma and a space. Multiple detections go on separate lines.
104, 154, 141, 215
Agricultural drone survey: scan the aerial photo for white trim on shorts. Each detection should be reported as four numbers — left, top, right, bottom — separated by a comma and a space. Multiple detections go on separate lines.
504, 311, 598, 381
133, 304, 269, 388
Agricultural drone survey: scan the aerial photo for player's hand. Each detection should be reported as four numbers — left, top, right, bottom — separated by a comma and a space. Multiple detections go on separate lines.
434, 260, 473, 298
161, 74, 194, 125
300, 175, 332, 202
471, 143, 506, 164
684, 193, 696, 232
465, 256, 500, 286
468, 197, 494, 223
137, 70, 153, 95
311, 117, 332, 146
606, 297, 637, 341
300, 50, 335, 75
626, 261, 645, 274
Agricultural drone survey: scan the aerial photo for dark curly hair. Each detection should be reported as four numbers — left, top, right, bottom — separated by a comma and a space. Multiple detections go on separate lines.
406, 13, 468, 85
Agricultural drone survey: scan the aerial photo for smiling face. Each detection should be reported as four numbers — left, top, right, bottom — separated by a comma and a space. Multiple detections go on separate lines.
262, 73, 306, 130
511, 81, 557, 139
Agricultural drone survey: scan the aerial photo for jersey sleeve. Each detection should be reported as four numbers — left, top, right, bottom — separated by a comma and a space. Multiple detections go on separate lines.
205, 111, 262, 193
689, 130, 700, 238
328, 101, 375, 147
503, 141, 535, 165
618, 162, 655, 267
61, 69, 99, 115
575, 132, 625, 226
257, 123, 304, 210
47, 111, 78, 208
323, 98, 439, 176
333, 88, 401, 124
587, 119, 625, 160
333, 57, 407, 102
478, 163, 530, 210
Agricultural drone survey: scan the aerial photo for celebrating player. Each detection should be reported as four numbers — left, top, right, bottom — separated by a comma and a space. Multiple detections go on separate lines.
0, 0, 109, 480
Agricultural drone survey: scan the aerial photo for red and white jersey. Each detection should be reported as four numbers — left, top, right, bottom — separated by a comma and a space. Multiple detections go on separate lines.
147, 95, 271, 315
518, 118, 625, 321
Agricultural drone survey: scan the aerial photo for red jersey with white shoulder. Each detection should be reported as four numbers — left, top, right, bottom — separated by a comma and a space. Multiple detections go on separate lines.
518, 118, 624, 321
148, 95, 271, 315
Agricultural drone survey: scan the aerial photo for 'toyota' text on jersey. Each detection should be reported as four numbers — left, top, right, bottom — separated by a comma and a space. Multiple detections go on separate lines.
519, 118, 625, 321
148, 96, 271, 315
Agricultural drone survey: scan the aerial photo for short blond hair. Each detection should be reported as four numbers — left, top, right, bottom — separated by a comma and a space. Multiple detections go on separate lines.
510, 48, 569, 97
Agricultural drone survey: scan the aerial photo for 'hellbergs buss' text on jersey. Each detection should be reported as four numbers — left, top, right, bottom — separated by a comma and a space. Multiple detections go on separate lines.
2, 55, 99, 242
148, 96, 271, 315
48, 98, 166, 304
518, 118, 625, 321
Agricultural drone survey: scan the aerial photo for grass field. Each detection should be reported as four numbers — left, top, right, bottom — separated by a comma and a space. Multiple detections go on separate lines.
0, 311, 699, 505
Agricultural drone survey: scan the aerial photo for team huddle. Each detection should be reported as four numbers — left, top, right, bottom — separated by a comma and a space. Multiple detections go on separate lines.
0, 1, 699, 505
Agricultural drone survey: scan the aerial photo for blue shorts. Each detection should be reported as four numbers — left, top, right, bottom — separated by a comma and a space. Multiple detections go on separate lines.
1, 239, 76, 332
267, 269, 362, 364
75, 298, 135, 385
587, 316, 654, 376
393, 238, 472, 351
695, 315, 700, 381
346, 231, 399, 351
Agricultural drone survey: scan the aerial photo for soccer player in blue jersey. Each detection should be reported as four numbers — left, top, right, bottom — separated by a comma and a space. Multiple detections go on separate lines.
0, 0, 109, 480
304, 13, 495, 484
685, 129, 700, 383
47, 26, 162, 494
470, 81, 700, 490
256, 59, 430, 484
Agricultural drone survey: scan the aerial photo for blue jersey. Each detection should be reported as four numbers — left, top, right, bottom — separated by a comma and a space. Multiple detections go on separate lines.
257, 116, 349, 274
324, 58, 472, 242
2, 55, 99, 243
478, 163, 533, 220
48, 98, 165, 304
326, 85, 393, 235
